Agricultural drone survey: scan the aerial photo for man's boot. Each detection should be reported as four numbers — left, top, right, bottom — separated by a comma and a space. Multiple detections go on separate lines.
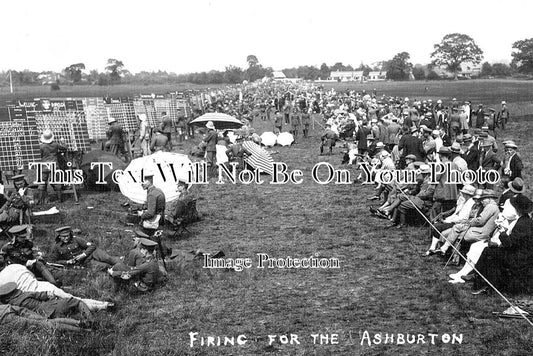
36, 262, 60, 287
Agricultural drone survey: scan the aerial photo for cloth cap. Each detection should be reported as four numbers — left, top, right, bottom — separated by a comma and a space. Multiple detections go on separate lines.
432, 130, 440, 136
460, 185, 476, 196
479, 132, 488, 138
405, 154, 416, 161
0, 282, 17, 296
366, 134, 375, 140
108, 117, 117, 124
376, 142, 384, 148
508, 178, 525, 194
502, 101, 506, 104
206, 121, 215, 130
8, 224, 29, 235
462, 134, 472, 142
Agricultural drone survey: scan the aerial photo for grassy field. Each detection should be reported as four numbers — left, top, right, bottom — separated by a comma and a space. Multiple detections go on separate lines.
1, 80, 533, 355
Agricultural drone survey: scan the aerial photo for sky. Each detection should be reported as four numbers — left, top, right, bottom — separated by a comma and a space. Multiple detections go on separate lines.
1, 0, 532, 74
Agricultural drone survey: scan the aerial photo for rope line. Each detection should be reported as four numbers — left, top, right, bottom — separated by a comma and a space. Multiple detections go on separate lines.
395, 184, 533, 326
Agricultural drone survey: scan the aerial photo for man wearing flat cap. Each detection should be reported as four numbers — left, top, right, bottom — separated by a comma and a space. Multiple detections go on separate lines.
49, 226, 121, 269
1, 224, 58, 286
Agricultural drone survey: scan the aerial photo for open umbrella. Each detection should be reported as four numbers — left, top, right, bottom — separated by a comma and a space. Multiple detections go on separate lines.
260, 132, 277, 147
80, 150, 127, 190
242, 141, 275, 176
189, 112, 243, 130
276, 132, 294, 146
117, 151, 193, 204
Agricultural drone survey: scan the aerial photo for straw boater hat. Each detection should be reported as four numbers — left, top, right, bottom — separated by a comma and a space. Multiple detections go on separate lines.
419, 164, 431, 174
460, 185, 476, 196
206, 121, 215, 130
405, 154, 417, 161
108, 117, 117, 124
40, 129, 54, 144
505, 141, 518, 149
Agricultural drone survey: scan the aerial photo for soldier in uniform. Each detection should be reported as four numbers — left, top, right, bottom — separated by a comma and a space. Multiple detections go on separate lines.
0, 281, 92, 320
0, 174, 32, 225
1, 224, 58, 286
159, 112, 173, 149
108, 236, 162, 292
49, 226, 121, 269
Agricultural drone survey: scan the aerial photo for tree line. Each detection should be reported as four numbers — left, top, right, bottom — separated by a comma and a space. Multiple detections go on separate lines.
2, 35, 533, 87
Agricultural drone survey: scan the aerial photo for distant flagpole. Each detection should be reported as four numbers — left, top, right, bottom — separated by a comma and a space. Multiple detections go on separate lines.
9, 70, 13, 93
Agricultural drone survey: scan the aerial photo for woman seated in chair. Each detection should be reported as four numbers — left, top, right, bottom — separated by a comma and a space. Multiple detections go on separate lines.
0, 175, 33, 226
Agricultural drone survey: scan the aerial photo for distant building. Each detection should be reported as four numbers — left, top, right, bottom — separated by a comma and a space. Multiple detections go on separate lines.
431, 63, 482, 79
272, 71, 287, 81
367, 71, 386, 81
329, 70, 364, 82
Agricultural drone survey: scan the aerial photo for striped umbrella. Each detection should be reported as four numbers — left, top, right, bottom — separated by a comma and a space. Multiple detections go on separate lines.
242, 141, 275, 176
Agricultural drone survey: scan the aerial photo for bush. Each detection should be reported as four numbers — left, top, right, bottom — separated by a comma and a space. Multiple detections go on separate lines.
50, 82, 60, 91
426, 70, 441, 80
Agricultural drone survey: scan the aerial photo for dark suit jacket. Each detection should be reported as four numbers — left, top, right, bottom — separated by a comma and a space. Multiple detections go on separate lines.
509, 154, 523, 180
463, 145, 480, 170
398, 134, 425, 161
500, 216, 533, 269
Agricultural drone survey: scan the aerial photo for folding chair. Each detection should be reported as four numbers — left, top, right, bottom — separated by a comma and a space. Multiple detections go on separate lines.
166, 198, 199, 239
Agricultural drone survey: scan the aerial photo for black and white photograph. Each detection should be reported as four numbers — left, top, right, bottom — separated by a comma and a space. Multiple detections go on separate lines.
1, 0, 533, 354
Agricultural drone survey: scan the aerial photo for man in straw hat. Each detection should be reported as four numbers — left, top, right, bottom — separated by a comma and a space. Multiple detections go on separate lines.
38, 129, 68, 205
502, 141, 522, 181
472, 195, 533, 294
202, 121, 218, 177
